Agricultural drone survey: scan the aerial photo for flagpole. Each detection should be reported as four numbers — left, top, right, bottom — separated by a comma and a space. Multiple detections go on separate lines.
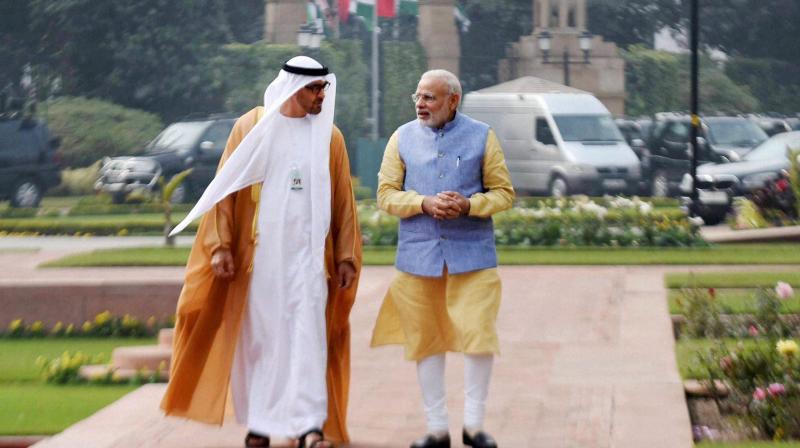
370, 0, 380, 141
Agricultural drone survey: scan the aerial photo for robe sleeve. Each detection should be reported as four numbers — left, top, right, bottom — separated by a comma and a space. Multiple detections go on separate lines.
201, 109, 260, 255
376, 131, 425, 218
329, 126, 360, 267
468, 129, 515, 217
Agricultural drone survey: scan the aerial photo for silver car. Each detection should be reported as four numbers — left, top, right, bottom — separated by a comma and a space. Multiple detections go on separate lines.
680, 131, 800, 224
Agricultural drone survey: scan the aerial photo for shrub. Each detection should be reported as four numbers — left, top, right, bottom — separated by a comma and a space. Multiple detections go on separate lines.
676, 285, 726, 338
37, 351, 104, 384
49, 162, 102, 197
40, 97, 162, 168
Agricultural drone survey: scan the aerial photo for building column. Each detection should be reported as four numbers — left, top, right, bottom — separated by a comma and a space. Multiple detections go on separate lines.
418, 0, 460, 75
539, 0, 550, 29
558, 0, 569, 29
576, 0, 587, 29
263, 0, 307, 44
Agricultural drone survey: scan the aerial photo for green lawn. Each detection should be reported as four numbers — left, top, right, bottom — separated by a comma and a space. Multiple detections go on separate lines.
0, 383, 138, 435
668, 289, 800, 315
699, 443, 800, 447
666, 272, 800, 289
675, 338, 761, 380
0, 337, 155, 435
0, 338, 155, 382
40, 243, 800, 268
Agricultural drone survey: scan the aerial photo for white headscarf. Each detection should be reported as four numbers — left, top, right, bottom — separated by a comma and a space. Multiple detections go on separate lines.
170, 56, 336, 266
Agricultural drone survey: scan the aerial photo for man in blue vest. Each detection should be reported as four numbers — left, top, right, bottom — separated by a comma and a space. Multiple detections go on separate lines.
371, 69, 514, 448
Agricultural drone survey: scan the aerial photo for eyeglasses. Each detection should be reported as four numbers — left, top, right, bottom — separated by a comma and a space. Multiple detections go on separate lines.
411, 93, 438, 104
304, 81, 330, 94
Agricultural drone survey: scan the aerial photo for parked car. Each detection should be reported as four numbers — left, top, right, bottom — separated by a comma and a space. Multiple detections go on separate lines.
747, 115, 792, 137
616, 118, 652, 194
0, 116, 62, 207
645, 114, 769, 197
95, 116, 235, 203
461, 91, 641, 197
679, 131, 800, 224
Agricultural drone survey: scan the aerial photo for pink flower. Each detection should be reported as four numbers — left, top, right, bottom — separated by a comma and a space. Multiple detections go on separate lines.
749, 325, 759, 337
719, 356, 734, 371
767, 383, 786, 397
775, 282, 794, 300
753, 387, 767, 401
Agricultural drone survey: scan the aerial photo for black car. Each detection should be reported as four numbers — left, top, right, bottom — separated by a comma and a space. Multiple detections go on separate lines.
645, 115, 769, 197
0, 116, 62, 207
95, 116, 235, 203
615, 118, 652, 194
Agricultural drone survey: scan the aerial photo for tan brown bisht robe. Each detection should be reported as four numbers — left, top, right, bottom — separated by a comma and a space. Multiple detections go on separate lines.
160, 106, 362, 443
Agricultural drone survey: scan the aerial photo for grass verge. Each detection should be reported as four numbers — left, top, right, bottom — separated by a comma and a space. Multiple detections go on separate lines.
0, 337, 156, 435
667, 289, 800, 315
674, 338, 760, 380
666, 272, 800, 289
40, 243, 800, 268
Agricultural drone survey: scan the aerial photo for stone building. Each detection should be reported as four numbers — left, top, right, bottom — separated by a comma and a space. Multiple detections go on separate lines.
263, 0, 460, 75
498, 0, 626, 115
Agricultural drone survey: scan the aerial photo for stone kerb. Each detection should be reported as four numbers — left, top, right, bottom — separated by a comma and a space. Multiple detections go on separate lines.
0, 279, 182, 328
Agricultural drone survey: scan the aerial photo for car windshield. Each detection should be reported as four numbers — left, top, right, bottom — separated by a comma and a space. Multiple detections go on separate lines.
743, 133, 800, 161
553, 115, 624, 143
145, 122, 207, 154
706, 120, 768, 148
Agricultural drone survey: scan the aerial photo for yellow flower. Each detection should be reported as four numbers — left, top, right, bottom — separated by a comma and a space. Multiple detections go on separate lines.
777, 340, 799, 357
50, 322, 64, 335
29, 321, 44, 333
8, 319, 23, 332
94, 311, 112, 326
81, 321, 93, 333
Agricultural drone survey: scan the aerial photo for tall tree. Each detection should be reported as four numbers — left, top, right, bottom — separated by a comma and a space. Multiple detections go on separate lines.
459, 0, 532, 92
687, 0, 800, 63
29, 0, 234, 120
587, 0, 681, 49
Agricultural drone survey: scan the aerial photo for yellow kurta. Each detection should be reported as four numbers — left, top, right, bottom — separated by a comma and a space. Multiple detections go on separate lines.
160, 107, 362, 443
370, 128, 514, 361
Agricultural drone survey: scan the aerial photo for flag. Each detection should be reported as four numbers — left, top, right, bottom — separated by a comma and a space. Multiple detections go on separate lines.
340, 0, 397, 28
398, 0, 417, 16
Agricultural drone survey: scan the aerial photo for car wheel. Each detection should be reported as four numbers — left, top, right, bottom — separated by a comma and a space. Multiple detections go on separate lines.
111, 191, 127, 204
651, 170, 669, 197
10, 179, 42, 208
700, 211, 726, 226
549, 176, 568, 198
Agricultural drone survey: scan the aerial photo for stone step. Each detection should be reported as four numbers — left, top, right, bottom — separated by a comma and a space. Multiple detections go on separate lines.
158, 328, 174, 348
684, 379, 730, 398
112, 345, 172, 371
79, 364, 169, 382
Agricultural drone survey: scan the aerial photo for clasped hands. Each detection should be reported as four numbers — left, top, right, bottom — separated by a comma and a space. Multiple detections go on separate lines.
211, 248, 356, 289
422, 191, 470, 220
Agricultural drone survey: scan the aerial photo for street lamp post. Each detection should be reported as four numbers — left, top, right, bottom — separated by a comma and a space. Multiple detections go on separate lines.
297, 23, 323, 56
537, 30, 593, 87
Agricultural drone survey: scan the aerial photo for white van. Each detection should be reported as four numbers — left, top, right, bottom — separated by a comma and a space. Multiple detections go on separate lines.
461, 90, 640, 196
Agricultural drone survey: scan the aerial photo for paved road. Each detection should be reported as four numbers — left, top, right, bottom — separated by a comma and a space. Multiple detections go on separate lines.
33, 265, 694, 448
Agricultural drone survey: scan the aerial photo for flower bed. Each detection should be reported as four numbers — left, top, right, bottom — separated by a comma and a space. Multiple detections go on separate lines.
360, 196, 704, 247
676, 280, 800, 442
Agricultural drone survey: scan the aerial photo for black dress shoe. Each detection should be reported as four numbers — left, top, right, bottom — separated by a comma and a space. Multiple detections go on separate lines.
463, 428, 497, 448
410, 433, 451, 448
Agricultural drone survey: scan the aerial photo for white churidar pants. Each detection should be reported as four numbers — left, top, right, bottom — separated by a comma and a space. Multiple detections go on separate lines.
416, 353, 494, 433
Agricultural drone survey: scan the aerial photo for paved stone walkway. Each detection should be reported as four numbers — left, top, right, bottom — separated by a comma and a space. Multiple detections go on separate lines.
30, 264, 696, 448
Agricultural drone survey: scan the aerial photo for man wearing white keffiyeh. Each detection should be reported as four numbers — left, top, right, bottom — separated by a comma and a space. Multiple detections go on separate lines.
161, 56, 362, 448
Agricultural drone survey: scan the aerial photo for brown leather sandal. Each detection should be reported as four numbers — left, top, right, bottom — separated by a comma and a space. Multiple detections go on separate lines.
245, 431, 270, 447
